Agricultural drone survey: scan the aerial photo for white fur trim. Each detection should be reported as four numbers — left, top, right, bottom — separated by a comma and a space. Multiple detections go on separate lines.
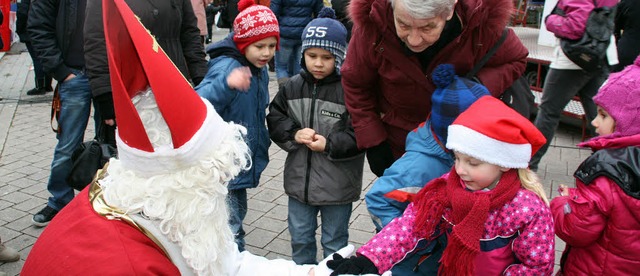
117, 99, 228, 177
446, 125, 532, 169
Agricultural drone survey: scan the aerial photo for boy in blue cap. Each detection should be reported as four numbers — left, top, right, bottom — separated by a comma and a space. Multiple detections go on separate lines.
267, 7, 364, 265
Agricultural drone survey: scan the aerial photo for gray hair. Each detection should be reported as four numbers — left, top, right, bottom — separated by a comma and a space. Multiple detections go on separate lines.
389, 0, 456, 19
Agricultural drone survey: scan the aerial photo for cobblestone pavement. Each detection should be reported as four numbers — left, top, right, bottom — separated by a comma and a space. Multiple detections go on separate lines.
0, 30, 590, 275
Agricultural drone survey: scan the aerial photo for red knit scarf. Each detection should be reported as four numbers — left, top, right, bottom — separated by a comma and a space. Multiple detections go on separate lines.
413, 168, 520, 275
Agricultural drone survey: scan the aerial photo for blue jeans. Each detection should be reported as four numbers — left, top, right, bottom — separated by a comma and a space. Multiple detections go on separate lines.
46, 69, 94, 211
275, 38, 302, 79
529, 68, 607, 170
228, 188, 247, 252
288, 197, 352, 265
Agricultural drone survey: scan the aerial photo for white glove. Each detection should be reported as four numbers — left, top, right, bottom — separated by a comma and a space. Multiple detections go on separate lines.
312, 244, 356, 276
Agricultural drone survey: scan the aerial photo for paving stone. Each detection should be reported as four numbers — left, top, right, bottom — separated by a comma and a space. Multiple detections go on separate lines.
245, 228, 278, 248
253, 216, 288, 234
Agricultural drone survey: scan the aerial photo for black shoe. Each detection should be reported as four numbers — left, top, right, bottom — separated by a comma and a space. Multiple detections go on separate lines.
32, 206, 59, 227
45, 86, 54, 92
26, 87, 46, 96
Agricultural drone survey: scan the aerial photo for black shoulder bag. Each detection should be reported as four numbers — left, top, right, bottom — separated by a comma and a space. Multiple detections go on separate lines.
466, 29, 535, 120
558, 0, 616, 72
67, 123, 117, 191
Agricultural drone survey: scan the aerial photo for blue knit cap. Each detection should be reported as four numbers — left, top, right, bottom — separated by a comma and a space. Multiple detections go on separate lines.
301, 7, 348, 74
431, 64, 490, 144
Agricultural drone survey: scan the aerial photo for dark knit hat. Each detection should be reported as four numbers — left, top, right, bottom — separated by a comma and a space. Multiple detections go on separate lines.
301, 7, 348, 73
233, 0, 280, 54
430, 64, 490, 144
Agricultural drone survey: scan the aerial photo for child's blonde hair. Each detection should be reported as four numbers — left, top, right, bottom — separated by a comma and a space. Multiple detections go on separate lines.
518, 168, 549, 205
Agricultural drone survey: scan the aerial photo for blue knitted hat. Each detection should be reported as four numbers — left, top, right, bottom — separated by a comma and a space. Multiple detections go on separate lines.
301, 7, 348, 74
431, 64, 490, 145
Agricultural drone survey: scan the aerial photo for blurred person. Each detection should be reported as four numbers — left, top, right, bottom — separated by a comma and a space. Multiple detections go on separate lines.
0, 237, 20, 263
16, 0, 53, 96
613, 0, 640, 72
192, 0, 211, 44
27, 0, 98, 226
529, 0, 618, 171
84, 0, 208, 145
270, 0, 323, 87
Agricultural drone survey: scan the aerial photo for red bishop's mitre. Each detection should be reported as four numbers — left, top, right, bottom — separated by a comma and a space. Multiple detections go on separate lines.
103, 0, 228, 176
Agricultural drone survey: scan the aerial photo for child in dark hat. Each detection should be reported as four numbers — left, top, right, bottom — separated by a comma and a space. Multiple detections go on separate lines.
365, 64, 490, 231
266, 7, 364, 265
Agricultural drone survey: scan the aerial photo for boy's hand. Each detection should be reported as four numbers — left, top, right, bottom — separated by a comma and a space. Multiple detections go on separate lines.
295, 128, 316, 144
227, 66, 252, 92
307, 134, 326, 152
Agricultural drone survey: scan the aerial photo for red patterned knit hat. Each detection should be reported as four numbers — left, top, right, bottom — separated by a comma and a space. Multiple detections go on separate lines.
233, 0, 280, 54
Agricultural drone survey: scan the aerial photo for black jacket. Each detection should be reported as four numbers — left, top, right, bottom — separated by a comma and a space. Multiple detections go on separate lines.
267, 71, 365, 205
614, 0, 640, 71
27, 0, 84, 81
83, 0, 208, 120
16, 0, 31, 42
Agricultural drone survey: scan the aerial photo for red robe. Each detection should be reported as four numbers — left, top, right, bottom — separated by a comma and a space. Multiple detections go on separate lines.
22, 187, 180, 275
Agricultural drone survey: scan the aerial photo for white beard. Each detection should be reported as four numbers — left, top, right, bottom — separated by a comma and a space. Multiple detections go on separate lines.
100, 122, 251, 275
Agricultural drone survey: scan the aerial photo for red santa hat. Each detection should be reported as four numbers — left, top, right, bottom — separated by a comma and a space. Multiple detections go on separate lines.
446, 96, 546, 169
233, 0, 280, 54
103, 0, 228, 176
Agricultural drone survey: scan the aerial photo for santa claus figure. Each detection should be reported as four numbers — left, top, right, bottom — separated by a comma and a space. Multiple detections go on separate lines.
21, 0, 351, 274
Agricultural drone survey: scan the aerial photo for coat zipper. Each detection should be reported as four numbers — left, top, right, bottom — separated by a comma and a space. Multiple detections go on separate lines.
303, 83, 318, 203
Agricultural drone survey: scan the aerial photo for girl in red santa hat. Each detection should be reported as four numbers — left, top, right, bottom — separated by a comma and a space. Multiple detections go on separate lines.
328, 96, 555, 275
552, 55, 640, 275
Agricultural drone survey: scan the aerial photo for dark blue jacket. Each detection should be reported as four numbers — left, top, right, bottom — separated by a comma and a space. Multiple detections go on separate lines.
270, 0, 323, 40
195, 34, 271, 190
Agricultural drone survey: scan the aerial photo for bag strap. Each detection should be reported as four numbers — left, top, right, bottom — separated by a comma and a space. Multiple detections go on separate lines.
50, 83, 61, 134
466, 28, 509, 79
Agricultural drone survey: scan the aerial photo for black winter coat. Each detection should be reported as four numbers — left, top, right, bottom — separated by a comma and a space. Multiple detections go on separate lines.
83, 0, 208, 119
267, 71, 365, 205
614, 0, 640, 72
16, 0, 31, 42
27, 0, 85, 81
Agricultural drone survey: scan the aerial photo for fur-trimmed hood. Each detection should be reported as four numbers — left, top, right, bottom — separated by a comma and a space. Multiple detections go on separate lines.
349, 0, 514, 36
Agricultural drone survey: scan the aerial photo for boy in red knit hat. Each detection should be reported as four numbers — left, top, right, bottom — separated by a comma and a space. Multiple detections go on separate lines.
328, 96, 555, 275
195, 0, 278, 252
552, 55, 640, 275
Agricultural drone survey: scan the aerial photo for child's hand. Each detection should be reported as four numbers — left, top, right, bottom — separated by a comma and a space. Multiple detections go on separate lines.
227, 66, 252, 92
307, 134, 326, 152
558, 184, 570, 196
295, 128, 316, 144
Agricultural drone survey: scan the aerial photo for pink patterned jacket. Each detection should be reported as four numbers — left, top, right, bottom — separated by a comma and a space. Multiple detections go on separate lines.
358, 188, 555, 275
